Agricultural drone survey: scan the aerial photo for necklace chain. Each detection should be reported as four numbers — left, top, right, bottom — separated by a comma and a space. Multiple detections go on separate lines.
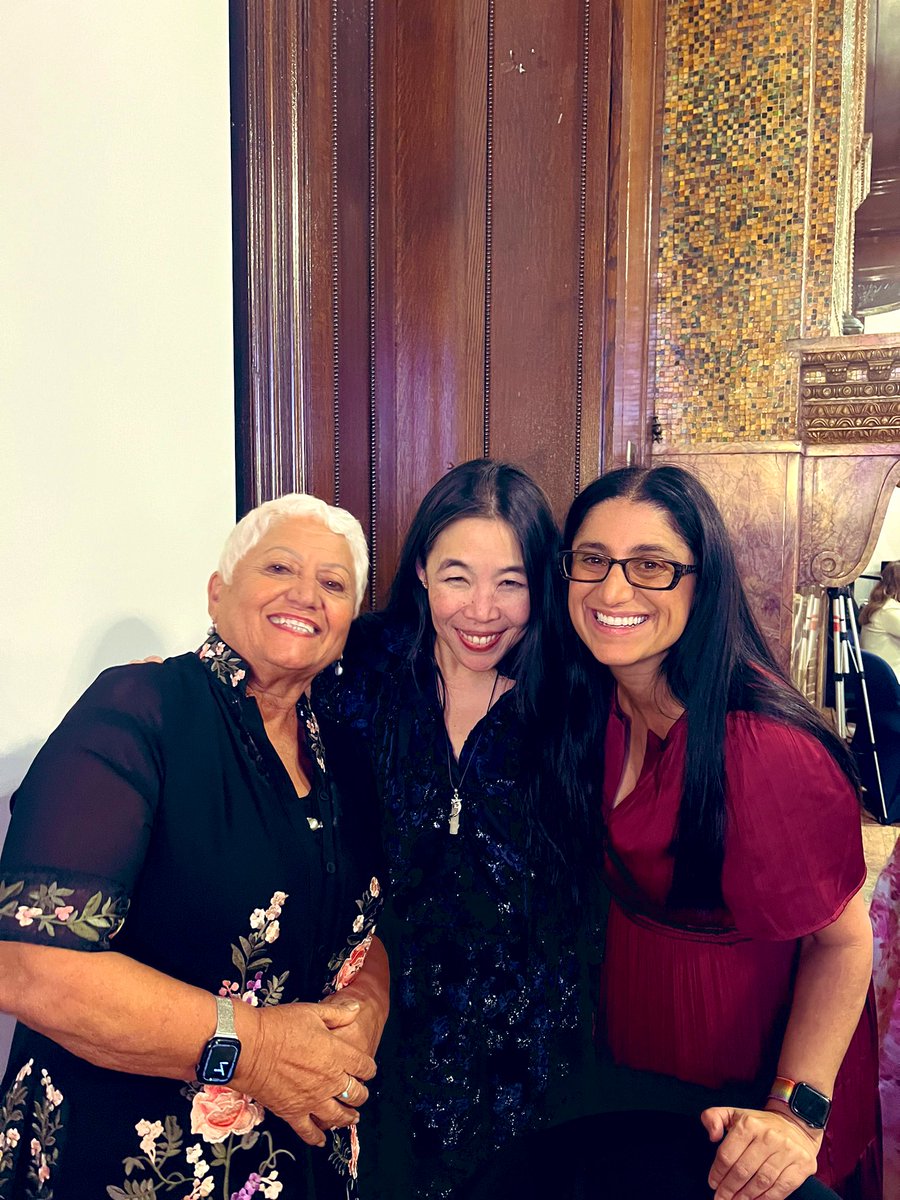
441, 670, 501, 836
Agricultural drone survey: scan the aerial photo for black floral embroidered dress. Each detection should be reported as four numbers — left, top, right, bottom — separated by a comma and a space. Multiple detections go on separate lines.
313, 616, 590, 1200
0, 634, 381, 1200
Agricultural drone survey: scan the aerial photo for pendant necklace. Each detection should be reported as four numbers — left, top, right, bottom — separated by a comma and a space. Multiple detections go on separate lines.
442, 670, 501, 836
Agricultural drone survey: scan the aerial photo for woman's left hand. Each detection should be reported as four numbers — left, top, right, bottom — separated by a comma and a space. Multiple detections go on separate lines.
701, 1106, 821, 1199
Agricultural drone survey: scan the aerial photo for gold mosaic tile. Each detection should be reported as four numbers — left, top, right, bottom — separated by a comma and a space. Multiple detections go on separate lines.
654, 1, 846, 445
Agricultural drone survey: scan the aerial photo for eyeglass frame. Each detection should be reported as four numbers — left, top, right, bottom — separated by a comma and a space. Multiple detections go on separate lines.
558, 550, 699, 592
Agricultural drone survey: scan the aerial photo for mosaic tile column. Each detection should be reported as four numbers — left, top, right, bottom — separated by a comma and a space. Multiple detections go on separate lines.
652, 0, 856, 447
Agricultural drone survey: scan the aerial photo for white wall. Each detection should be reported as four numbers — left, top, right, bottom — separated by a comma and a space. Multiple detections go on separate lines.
0, 3, 235, 1069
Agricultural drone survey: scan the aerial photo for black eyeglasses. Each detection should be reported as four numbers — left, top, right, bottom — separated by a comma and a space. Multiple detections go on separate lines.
558, 551, 698, 591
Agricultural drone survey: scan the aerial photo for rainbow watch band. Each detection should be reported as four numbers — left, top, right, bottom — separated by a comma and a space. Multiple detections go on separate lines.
768, 1076, 796, 1105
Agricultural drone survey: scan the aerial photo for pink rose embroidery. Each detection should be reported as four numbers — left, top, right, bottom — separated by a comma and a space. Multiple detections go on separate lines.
333, 935, 372, 991
348, 1124, 360, 1180
189, 1086, 264, 1144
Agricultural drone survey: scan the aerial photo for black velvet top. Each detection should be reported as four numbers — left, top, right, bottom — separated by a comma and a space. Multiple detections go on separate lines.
0, 634, 381, 1200
314, 615, 591, 1200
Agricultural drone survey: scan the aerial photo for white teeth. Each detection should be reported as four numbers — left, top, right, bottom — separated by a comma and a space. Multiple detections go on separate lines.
270, 616, 317, 634
592, 612, 648, 628
459, 632, 500, 646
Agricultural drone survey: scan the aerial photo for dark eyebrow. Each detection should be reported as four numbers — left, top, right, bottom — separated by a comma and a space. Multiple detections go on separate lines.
436, 558, 526, 576
574, 541, 676, 556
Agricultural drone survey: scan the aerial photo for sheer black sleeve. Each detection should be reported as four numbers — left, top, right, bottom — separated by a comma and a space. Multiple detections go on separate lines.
0, 664, 166, 951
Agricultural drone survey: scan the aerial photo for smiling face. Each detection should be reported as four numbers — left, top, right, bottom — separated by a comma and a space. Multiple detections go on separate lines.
417, 516, 531, 678
567, 497, 696, 683
207, 515, 355, 691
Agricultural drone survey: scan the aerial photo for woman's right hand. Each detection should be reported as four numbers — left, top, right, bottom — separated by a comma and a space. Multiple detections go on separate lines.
702, 1106, 820, 1199
234, 996, 377, 1147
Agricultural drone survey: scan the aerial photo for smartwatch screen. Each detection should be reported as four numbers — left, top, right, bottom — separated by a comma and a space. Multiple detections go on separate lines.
197, 1037, 241, 1084
790, 1082, 831, 1129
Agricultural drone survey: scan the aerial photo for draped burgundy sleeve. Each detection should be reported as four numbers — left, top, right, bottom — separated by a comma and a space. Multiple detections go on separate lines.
721, 713, 866, 942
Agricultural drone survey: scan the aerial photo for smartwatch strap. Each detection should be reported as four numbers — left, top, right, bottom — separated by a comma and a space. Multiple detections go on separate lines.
768, 1076, 796, 1105
213, 994, 237, 1038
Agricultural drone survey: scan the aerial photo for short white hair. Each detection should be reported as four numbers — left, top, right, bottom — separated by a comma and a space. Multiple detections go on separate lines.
218, 494, 369, 615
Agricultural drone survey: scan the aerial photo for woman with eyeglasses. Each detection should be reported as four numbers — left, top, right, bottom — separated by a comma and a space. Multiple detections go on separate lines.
545, 465, 881, 1200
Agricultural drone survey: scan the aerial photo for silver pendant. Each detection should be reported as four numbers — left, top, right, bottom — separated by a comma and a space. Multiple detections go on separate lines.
448, 789, 462, 835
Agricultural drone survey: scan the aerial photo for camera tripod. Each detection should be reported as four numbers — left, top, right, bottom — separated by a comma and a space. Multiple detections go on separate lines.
828, 586, 889, 823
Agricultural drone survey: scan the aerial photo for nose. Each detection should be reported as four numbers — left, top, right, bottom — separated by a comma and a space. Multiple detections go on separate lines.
592, 561, 635, 604
286, 572, 320, 607
466, 584, 500, 622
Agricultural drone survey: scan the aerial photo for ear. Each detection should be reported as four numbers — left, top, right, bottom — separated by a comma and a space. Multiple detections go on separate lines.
207, 572, 223, 620
415, 561, 427, 589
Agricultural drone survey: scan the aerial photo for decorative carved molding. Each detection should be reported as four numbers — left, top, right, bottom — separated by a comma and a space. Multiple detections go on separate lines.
790, 334, 900, 444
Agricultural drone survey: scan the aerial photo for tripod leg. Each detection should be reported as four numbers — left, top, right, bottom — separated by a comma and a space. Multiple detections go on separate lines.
845, 598, 890, 822
832, 595, 847, 739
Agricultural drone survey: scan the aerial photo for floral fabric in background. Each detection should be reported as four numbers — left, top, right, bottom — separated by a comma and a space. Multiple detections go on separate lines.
871, 838, 900, 1200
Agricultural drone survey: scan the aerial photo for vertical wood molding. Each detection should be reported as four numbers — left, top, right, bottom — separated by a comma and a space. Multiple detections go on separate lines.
329, 0, 341, 503
482, 0, 495, 460
366, 0, 378, 602
230, 1, 315, 513
573, 0, 591, 496
602, 0, 665, 471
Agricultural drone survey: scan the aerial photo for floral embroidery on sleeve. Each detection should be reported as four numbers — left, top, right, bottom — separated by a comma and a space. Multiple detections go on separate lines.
0, 877, 129, 949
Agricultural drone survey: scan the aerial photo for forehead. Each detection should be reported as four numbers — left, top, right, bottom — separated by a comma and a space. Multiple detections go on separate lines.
428, 516, 524, 563
574, 497, 689, 553
248, 515, 353, 567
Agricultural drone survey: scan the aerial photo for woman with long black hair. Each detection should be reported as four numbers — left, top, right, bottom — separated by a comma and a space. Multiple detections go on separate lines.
314, 459, 592, 1200
545, 464, 881, 1199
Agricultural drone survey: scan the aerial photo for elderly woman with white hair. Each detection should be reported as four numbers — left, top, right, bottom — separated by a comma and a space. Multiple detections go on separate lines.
0, 495, 389, 1200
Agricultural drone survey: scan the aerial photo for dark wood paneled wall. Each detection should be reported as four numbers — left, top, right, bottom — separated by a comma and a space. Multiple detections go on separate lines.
231, 0, 662, 605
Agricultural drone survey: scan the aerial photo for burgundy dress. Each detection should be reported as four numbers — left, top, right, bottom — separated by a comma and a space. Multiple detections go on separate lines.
600, 702, 882, 1198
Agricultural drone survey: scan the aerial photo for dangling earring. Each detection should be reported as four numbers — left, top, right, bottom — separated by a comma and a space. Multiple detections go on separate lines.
208, 622, 217, 636
334, 656, 344, 677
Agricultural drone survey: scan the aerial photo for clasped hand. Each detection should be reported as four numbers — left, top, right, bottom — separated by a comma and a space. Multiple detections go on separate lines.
239, 998, 377, 1147
702, 1106, 821, 1200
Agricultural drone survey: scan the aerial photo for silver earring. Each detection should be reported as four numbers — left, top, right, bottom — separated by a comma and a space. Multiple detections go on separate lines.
334, 657, 344, 677
208, 622, 217, 636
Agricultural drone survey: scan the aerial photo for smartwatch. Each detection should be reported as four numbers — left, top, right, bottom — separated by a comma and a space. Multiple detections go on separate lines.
768, 1076, 832, 1130
196, 995, 241, 1085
